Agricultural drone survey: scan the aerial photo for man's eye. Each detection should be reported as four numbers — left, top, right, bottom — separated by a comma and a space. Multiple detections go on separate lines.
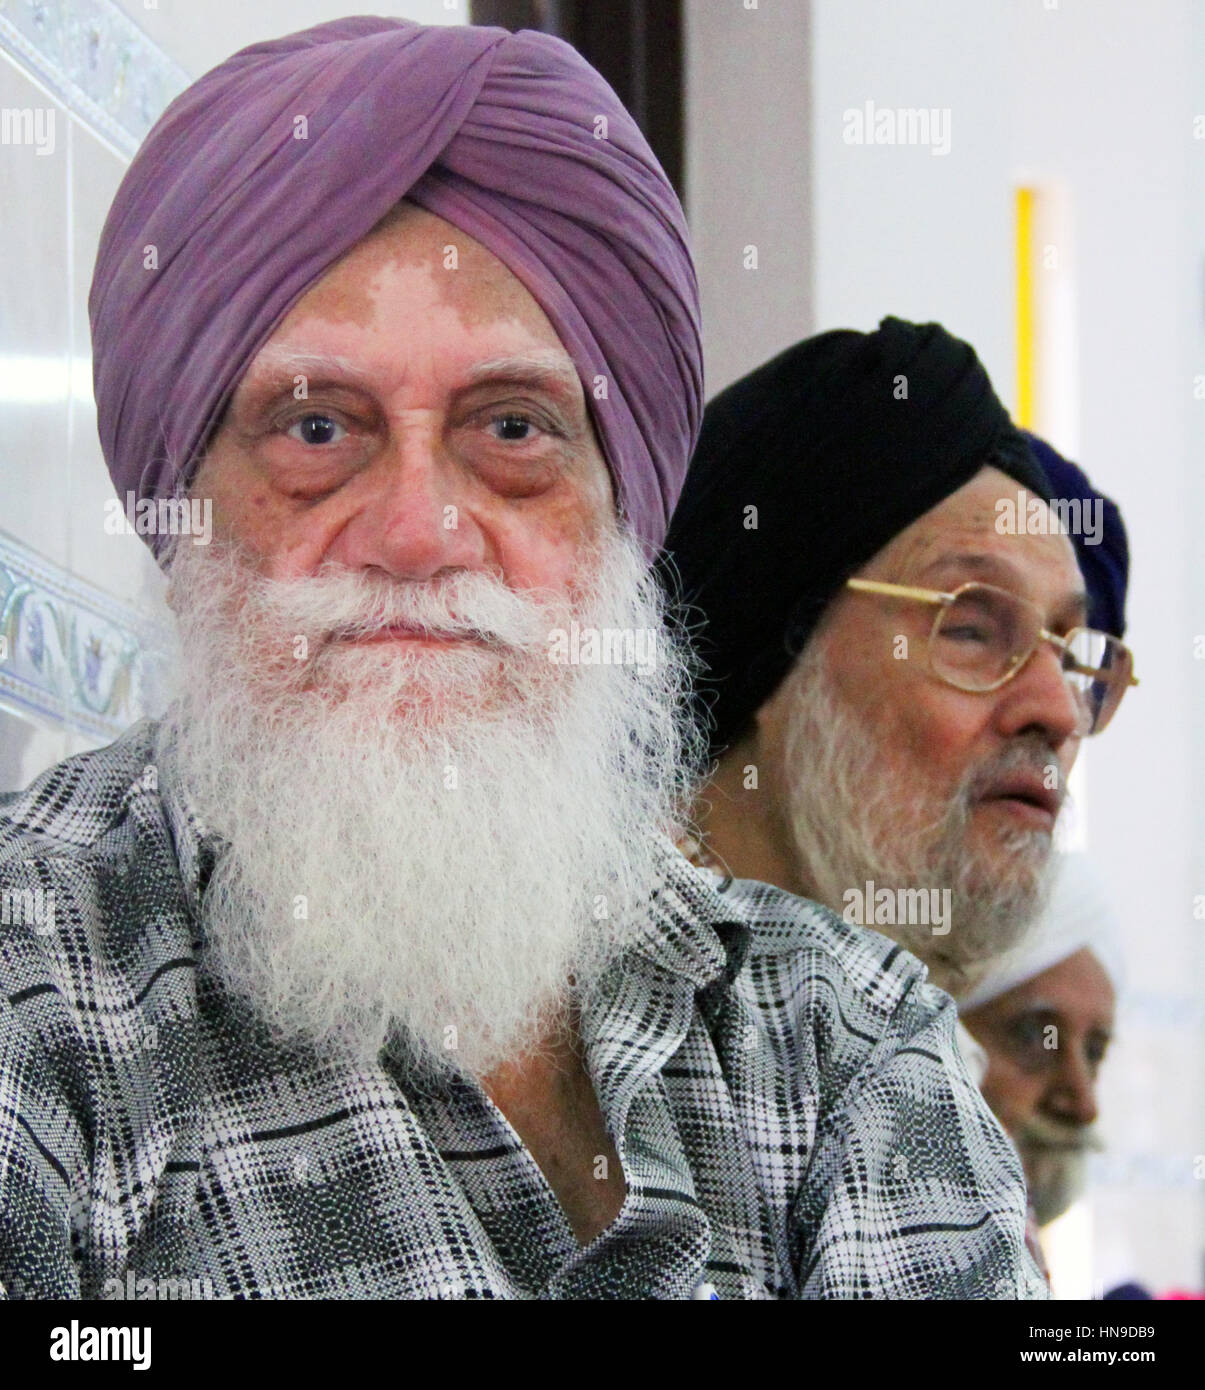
1007, 1016, 1050, 1059
490, 412, 540, 443
286, 414, 347, 446
940, 624, 992, 645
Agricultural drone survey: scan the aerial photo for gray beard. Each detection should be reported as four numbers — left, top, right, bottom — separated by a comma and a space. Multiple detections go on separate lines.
778, 641, 1058, 997
160, 529, 701, 1079
1020, 1118, 1100, 1226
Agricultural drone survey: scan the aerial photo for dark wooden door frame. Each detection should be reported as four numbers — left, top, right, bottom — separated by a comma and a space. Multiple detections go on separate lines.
469, 0, 683, 198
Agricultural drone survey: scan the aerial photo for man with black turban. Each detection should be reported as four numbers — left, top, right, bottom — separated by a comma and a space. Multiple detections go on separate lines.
2, 27, 1043, 1300
664, 317, 1137, 1007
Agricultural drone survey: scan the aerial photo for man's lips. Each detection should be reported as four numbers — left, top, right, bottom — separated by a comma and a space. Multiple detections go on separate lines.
333, 622, 483, 646
976, 774, 1062, 830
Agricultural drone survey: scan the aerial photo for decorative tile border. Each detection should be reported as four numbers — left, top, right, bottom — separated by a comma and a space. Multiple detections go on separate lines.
0, 0, 188, 158
0, 529, 171, 740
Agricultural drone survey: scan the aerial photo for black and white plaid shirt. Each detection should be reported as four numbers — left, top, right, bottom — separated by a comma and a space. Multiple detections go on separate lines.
0, 720, 1046, 1300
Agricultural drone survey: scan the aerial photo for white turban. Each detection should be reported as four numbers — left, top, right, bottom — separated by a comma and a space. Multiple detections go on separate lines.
960, 851, 1126, 1012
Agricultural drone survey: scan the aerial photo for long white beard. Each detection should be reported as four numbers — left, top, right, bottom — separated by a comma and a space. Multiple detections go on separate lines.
160, 529, 700, 1078
778, 642, 1057, 996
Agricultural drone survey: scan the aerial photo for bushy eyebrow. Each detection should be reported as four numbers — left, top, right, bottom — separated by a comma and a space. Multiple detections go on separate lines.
241, 348, 375, 390
463, 352, 583, 399
227, 352, 376, 424
234, 348, 584, 409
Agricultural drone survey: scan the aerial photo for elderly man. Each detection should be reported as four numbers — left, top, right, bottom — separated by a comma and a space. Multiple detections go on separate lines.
961, 852, 1121, 1229
1, 24, 1039, 1300
663, 320, 1137, 1008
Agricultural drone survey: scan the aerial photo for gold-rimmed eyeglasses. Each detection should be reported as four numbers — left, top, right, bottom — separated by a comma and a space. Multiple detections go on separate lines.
845, 577, 1138, 736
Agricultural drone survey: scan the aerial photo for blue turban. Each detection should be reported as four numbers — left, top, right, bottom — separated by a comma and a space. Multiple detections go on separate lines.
1021, 433, 1130, 639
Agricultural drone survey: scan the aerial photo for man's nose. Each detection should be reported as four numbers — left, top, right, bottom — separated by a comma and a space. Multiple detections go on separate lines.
1046, 1047, 1099, 1128
332, 432, 488, 581
993, 639, 1085, 747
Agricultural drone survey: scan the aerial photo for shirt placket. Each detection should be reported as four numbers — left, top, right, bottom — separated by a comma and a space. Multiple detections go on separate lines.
544, 955, 715, 1299
401, 1069, 579, 1296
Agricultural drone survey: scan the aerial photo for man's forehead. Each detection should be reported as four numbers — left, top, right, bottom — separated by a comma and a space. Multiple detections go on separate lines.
290, 201, 561, 339
1007, 950, 1117, 1022
874, 471, 1085, 610
914, 549, 1085, 612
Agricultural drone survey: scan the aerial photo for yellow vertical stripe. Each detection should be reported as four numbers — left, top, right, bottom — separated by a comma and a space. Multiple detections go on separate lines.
1015, 186, 1036, 428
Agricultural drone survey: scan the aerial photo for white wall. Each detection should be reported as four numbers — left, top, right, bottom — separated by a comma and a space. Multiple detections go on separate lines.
684, 0, 813, 395
812, 0, 1017, 396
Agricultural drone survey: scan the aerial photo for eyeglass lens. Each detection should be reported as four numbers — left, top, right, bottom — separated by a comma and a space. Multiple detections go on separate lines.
930, 586, 1129, 733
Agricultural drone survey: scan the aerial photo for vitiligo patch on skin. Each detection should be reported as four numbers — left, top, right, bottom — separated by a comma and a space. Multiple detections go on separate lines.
282, 202, 562, 338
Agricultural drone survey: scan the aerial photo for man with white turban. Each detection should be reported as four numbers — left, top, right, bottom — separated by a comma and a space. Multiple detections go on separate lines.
961, 851, 1123, 1228
0, 18, 1041, 1300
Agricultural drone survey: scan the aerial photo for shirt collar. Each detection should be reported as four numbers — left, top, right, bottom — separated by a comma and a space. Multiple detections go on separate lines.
153, 719, 219, 912
627, 838, 752, 996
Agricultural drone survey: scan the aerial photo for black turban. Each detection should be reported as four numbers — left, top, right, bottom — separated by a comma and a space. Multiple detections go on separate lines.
659, 316, 1051, 756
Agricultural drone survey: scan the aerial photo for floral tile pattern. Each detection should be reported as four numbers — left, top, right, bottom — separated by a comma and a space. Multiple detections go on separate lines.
0, 529, 170, 739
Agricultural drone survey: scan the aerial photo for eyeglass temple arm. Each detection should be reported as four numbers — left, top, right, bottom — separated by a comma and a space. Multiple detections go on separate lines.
845, 578, 951, 606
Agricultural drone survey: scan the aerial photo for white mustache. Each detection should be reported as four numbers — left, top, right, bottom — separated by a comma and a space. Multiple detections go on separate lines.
1018, 1116, 1103, 1155
242, 563, 562, 653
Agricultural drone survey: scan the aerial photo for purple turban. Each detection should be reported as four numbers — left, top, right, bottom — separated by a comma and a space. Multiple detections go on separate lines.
89, 17, 702, 561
